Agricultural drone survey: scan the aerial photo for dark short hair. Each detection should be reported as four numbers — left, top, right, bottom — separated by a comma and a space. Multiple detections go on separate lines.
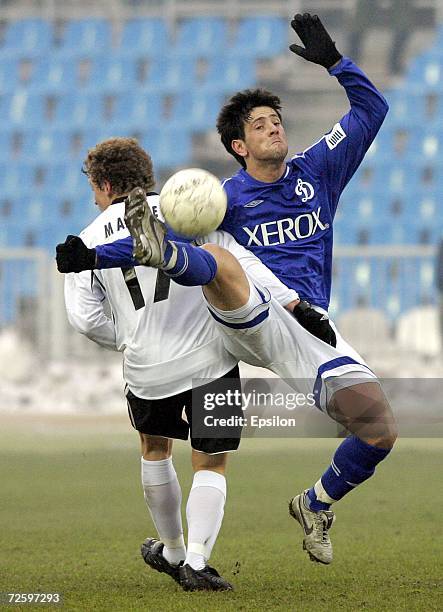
216, 89, 282, 168
82, 137, 155, 195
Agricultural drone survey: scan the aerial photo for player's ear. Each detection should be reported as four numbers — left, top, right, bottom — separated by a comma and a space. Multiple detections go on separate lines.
103, 180, 113, 196
231, 139, 247, 158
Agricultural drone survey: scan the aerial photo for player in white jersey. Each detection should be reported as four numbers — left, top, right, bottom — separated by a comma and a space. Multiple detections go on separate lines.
59, 138, 311, 590
58, 138, 294, 592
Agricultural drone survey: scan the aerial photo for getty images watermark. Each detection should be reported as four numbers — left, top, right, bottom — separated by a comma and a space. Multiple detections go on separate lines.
191, 377, 443, 439
191, 377, 324, 438
202, 388, 315, 429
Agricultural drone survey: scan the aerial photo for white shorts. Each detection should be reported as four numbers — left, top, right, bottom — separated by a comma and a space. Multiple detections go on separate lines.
206, 279, 378, 412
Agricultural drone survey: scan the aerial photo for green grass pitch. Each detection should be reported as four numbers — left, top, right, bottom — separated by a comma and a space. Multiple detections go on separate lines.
0, 415, 441, 611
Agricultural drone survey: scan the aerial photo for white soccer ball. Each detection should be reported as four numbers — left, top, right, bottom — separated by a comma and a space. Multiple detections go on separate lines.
160, 168, 227, 238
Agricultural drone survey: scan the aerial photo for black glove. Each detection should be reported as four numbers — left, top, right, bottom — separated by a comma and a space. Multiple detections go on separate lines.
289, 13, 342, 69
56, 235, 97, 273
292, 300, 337, 347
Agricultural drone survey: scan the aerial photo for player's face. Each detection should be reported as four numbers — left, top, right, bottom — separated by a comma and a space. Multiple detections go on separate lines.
240, 106, 288, 165
89, 179, 112, 211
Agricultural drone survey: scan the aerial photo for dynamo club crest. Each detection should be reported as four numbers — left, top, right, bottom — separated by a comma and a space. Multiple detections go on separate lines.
295, 178, 315, 203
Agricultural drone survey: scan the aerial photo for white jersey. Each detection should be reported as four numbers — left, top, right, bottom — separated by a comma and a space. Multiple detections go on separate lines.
64, 198, 238, 399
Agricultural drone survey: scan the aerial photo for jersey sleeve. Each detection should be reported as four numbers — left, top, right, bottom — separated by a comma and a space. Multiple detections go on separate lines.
64, 270, 118, 351
202, 230, 299, 306
292, 57, 389, 215
95, 236, 138, 269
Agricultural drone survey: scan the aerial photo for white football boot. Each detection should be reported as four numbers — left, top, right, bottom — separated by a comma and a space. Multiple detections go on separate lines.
124, 187, 173, 267
289, 490, 335, 564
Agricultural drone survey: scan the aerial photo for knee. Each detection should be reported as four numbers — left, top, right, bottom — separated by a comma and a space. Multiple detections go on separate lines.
373, 398, 398, 449
192, 450, 227, 475
140, 433, 172, 460
358, 401, 398, 450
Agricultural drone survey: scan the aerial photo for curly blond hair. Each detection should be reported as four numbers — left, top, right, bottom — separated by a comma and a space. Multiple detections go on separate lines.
82, 137, 155, 195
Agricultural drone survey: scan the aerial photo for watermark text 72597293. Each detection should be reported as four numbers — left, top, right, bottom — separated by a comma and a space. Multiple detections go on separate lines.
0, 593, 62, 605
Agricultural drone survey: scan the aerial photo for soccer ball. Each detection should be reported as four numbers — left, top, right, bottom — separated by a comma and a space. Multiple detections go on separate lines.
160, 168, 227, 238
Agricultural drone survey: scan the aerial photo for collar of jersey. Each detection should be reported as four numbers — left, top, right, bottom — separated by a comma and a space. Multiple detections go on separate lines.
239, 164, 291, 186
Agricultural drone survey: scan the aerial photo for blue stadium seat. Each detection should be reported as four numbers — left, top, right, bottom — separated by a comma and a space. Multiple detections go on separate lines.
146, 57, 198, 93
29, 56, 81, 93
383, 89, 434, 129
1, 221, 39, 247
141, 128, 192, 169
0, 91, 49, 127
89, 55, 140, 92
110, 92, 163, 130
46, 163, 86, 194
406, 54, 443, 89
2, 19, 53, 55
0, 58, 22, 93
0, 129, 16, 162
170, 92, 223, 131
1, 163, 38, 194
232, 17, 287, 58
57, 19, 112, 55
120, 19, 169, 58
203, 56, 256, 93
37, 220, 87, 249
21, 129, 72, 162
53, 93, 104, 128
174, 18, 228, 57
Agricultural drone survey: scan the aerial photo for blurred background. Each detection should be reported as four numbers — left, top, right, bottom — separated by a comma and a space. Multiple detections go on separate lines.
1, 0, 443, 413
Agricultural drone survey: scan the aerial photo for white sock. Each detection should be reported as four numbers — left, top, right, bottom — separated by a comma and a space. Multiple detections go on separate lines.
184, 470, 226, 571
141, 457, 186, 566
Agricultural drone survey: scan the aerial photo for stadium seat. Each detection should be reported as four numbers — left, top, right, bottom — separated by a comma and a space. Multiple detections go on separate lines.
170, 91, 223, 131
0, 58, 22, 93
110, 92, 163, 130
20, 129, 71, 162
46, 163, 85, 193
1, 163, 39, 195
396, 306, 441, 357
0, 129, 17, 162
2, 19, 53, 55
53, 93, 104, 128
146, 56, 198, 93
0, 91, 49, 127
231, 17, 287, 58
119, 19, 169, 57
29, 56, 81, 93
89, 55, 140, 93
203, 56, 256, 93
140, 128, 192, 169
406, 54, 443, 89
174, 18, 228, 57
57, 19, 112, 55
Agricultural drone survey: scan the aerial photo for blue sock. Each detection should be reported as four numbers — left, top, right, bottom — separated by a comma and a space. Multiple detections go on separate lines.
162, 241, 217, 286
306, 436, 391, 512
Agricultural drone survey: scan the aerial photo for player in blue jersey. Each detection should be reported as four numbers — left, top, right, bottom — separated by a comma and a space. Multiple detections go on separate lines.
56, 14, 397, 567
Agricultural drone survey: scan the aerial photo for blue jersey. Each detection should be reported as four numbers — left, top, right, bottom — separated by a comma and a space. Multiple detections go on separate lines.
218, 57, 388, 310
95, 58, 388, 310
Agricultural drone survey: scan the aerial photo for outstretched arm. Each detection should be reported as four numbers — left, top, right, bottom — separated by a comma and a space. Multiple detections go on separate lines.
289, 13, 389, 212
56, 234, 137, 273
64, 270, 118, 351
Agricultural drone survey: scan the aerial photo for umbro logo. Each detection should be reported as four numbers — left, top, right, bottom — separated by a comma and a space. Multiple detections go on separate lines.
244, 199, 264, 208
